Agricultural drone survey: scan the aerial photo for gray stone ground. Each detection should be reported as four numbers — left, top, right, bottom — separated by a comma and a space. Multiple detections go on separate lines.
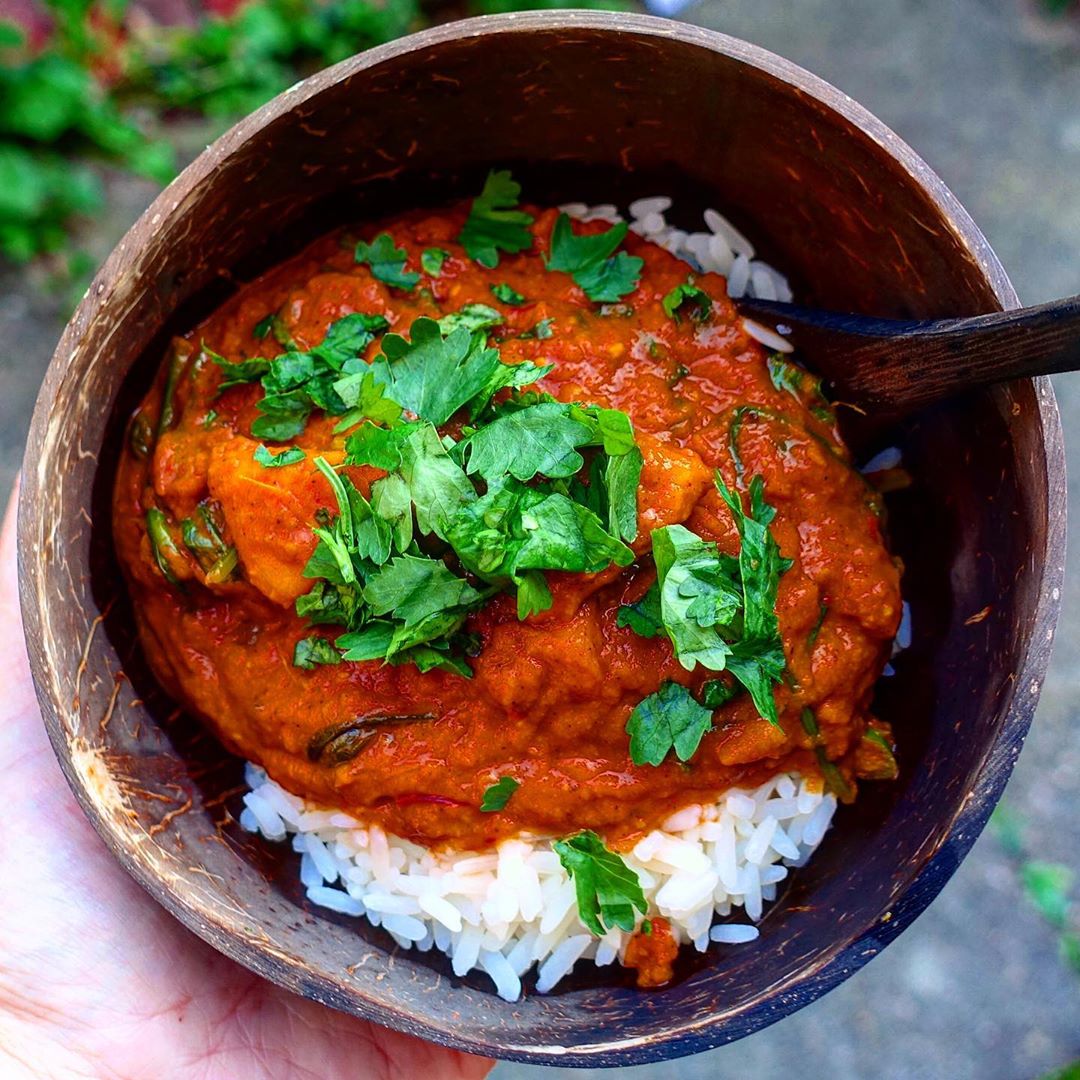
2, 1, 1078, 1077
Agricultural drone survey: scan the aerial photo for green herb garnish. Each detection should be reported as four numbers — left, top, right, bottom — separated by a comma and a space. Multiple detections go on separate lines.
491, 282, 526, 305
254, 444, 306, 468
293, 636, 343, 670
146, 508, 182, 585
622, 473, 790, 730
662, 278, 712, 322
480, 776, 520, 812
354, 232, 420, 290
546, 213, 643, 303
253, 313, 274, 339
626, 680, 713, 767
210, 312, 389, 441
617, 582, 663, 638
553, 830, 648, 937
458, 170, 535, 268
519, 317, 554, 340
421, 247, 449, 276
180, 500, 238, 584
800, 707, 853, 800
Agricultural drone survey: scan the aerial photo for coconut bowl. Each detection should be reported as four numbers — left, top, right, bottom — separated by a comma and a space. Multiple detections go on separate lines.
17, 11, 1066, 1066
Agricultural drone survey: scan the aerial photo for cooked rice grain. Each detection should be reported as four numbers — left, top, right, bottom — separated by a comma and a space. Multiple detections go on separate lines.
241, 765, 836, 1001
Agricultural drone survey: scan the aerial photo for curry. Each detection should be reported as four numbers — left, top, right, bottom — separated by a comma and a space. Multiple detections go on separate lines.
113, 183, 901, 858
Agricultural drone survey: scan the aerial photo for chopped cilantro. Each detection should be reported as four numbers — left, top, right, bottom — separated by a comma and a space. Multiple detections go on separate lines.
662, 278, 712, 322
699, 678, 739, 708
520, 317, 554, 340
621, 474, 790, 729
553, 830, 648, 936
354, 232, 420, 290
458, 170, 535, 268
253, 313, 274, 339
254, 444, 306, 468
617, 582, 663, 637
626, 680, 713, 767
480, 776, 520, 812
546, 213, 643, 303
366, 317, 503, 426
438, 302, 503, 336
293, 636, 343, 670
800, 708, 854, 800
516, 569, 553, 619
460, 401, 598, 482
421, 247, 449, 276
491, 282, 526, 305
210, 312, 389, 441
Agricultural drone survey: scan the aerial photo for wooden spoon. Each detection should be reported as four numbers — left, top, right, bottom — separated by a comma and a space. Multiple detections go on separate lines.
736, 294, 1080, 418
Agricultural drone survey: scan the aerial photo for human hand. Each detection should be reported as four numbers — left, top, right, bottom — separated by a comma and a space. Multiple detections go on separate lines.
0, 484, 493, 1080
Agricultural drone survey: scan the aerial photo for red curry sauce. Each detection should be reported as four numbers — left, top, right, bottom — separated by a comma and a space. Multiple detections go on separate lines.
113, 203, 901, 852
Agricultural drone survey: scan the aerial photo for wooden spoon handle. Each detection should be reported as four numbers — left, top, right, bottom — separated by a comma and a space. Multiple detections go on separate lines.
739, 294, 1080, 415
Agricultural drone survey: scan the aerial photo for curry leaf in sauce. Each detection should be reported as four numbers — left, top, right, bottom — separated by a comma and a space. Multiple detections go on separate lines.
553, 830, 648, 936
546, 213, 643, 304
458, 170, 535, 269
354, 232, 420, 290
626, 680, 714, 767
480, 776, 520, 812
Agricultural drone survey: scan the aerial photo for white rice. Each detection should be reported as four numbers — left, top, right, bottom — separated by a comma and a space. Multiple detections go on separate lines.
564, 196, 796, 351
237, 197, 841, 1001
241, 765, 836, 1001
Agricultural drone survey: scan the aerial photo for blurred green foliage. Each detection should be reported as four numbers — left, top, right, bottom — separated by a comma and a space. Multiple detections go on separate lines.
0, 0, 629, 272
0, 4, 174, 262
991, 806, 1080, 978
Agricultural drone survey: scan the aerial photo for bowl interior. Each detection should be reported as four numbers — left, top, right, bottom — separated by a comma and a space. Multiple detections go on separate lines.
18, 14, 1063, 1066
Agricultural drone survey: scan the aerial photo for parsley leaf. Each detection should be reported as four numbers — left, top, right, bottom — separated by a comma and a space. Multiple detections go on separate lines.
254, 444, 306, 468
553, 830, 648, 936
460, 401, 597, 482
626, 680, 713, 766
370, 317, 503, 426
446, 477, 632, 593
293, 636, 343, 670
546, 213, 643, 303
520, 317, 554, 340
354, 232, 420, 290
652, 523, 741, 671
491, 282, 526, 305
253, 313, 274, 339
603, 444, 642, 542
699, 678, 739, 708
345, 420, 425, 470
211, 313, 389, 441
363, 553, 484, 630
516, 569, 553, 619
437, 303, 503, 336
396, 423, 476, 540
480, 776, 520, 812
662, 278, 712, 322
458, 169, 535, 268
332, 369, 403, 431
623, 475, 790, 729
421, 247, 448, 276
617, 581, 663, 637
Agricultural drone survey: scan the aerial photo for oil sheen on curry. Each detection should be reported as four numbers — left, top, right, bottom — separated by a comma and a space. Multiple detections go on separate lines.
114, 183, 902, 858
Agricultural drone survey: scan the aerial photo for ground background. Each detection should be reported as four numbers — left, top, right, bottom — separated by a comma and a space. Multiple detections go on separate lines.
2, 1, 1078, 1077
